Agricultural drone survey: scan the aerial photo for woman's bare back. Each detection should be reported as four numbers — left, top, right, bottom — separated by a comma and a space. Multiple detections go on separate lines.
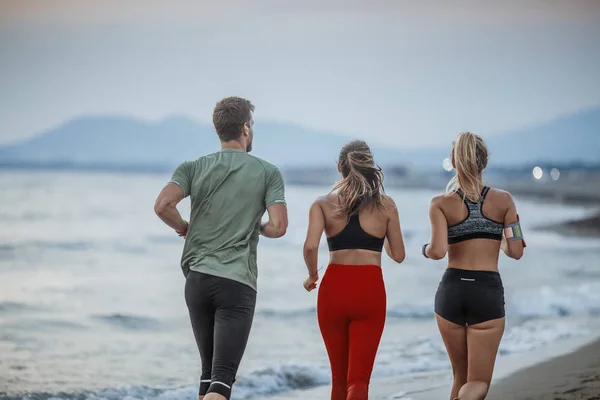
317, 194, 394, 266
439, 188, 511, 271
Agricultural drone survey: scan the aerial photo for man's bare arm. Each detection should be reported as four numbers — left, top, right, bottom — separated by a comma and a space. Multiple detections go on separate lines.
154, 183, 188, 234
260, 203, 288, 238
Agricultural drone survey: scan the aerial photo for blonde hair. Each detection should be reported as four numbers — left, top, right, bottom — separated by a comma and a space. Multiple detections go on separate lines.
446, 132, 488, 202
330, 140, 385, 217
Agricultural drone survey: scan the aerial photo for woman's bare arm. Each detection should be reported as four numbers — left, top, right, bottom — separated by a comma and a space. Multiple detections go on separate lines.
384, 197, 405, 263
425, 196, 448, 260
501, 192, 524, 260
303, 199, 326, 275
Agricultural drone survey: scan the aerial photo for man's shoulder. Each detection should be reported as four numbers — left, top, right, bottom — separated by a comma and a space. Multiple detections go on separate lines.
189, 152, 228, 168
180, 154, 210, 164
246, 154, 281, 174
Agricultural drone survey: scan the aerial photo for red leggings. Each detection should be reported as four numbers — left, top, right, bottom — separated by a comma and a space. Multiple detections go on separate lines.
317, 264, 387, 400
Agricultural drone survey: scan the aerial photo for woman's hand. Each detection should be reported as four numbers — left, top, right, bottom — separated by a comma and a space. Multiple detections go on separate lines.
303, 273, 319, 292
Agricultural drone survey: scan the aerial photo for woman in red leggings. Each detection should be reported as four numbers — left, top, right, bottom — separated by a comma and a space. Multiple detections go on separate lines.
302, 140, 406, 400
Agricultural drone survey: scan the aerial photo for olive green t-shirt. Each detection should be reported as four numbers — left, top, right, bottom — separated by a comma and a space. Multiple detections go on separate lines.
169, 149, 286, 291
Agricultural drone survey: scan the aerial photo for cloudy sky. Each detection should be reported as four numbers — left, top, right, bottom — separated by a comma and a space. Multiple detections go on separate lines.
1, 0, 599, 148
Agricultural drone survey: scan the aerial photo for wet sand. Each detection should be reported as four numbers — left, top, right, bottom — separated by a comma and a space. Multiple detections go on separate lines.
486, 338, 600, 400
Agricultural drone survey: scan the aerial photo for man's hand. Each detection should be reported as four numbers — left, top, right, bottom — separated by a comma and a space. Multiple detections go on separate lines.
176, 221, 189, 238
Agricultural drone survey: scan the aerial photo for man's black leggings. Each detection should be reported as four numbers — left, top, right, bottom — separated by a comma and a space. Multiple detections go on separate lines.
185, 271, 257, 399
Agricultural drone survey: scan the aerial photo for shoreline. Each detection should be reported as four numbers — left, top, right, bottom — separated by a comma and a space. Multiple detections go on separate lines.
277, 333, 600, 399
538, 212, 600, 237
486, 337, 600, 400
497, 178, 600, 237
498, 180, 600, 207
412, 333, 600, 400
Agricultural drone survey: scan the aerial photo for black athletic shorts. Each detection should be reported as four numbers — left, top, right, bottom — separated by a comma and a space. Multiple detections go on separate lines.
434, 267, 505, 326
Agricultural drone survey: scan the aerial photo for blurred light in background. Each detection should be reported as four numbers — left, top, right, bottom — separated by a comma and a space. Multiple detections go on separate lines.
442, 158, 453, 171
532, 166, 543, 180
550, 168, 560, 180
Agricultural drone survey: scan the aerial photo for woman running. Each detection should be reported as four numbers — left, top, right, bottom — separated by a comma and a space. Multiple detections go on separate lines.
302, 140, 406, 400
423, 132, 525, 400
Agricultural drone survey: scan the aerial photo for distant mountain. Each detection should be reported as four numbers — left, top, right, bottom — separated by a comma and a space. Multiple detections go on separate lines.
0, 108, 598, 171
0, 115, 405, 169
0, 116, 217, 167
414, 107, 600, 167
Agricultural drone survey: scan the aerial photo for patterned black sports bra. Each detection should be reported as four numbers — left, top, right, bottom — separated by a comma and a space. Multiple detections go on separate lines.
447, 186, 504, 244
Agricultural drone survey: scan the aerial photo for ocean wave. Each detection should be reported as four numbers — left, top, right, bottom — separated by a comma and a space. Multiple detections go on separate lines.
256, 308, 317, 318
234, 364, 330, 397
110, 243, 149, 255
256, 304, 433, 320
91, 313, 163, 331
3, 317, 591, 400
37, 241, 91, 251
1, 318, 89, 332
0, 301, 42, 314
522, 231, 600, 249
0, 240, 92, 254
0, 239, 155, 258
0, 244, 16, 260
257, 285, 600, 322
373, 337, 449, 377
0, 212, 50, 222
146, 235, 184, 245
0, 364, 330, 400
386, 304, 433, 319
508, 282, 600, 318
499, 318, 593, 355
563, 268, 600, 280
375, 318, 594, 378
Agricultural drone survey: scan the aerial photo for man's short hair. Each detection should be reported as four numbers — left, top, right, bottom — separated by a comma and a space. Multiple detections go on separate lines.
212, 97, 255, 142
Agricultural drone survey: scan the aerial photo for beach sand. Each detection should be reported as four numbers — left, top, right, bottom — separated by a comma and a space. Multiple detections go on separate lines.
485, 338, 600, 400
277, 334, 600, 399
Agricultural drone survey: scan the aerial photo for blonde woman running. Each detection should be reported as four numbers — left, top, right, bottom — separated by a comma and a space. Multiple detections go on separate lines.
423, 132, 525, 400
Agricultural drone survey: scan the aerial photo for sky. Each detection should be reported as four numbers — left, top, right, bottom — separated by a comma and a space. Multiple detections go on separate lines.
1, 0, 599, 148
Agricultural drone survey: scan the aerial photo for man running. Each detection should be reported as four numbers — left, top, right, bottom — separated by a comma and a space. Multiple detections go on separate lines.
154, 96, 288, 400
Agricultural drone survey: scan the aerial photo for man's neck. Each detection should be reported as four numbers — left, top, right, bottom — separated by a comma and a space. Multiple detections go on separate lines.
221, 140, 246, 152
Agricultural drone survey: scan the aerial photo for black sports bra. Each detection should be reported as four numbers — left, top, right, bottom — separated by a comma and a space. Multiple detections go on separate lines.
447, 186, 504, 244
327, 213, 385, 252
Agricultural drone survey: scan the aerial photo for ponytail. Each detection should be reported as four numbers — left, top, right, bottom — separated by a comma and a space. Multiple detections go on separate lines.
446, 132, 488, 202
330, 140, 385, 217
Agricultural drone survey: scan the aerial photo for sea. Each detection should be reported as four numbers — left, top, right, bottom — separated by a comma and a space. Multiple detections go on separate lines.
1, 170, 600, 399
